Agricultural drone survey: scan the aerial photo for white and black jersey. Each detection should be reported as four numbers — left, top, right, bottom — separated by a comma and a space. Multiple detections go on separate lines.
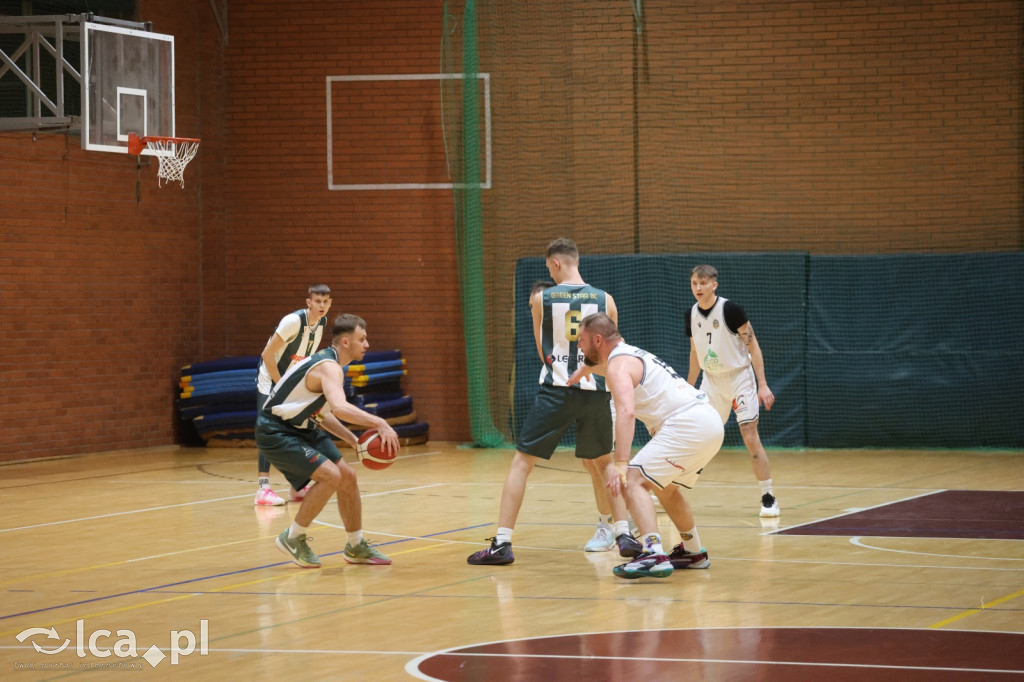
687, 297, 751, 375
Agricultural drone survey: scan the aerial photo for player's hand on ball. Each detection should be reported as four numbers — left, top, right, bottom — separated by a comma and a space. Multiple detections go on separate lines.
377, 423, 401, 455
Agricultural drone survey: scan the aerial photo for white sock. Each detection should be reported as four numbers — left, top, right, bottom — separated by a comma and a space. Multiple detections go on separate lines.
680, 527, 702, 551
288, 522, 308, 539
258, 477, 270, 489
613, 520, 630, 536
496, 527, 514, 545
600, 514, 613, 525
641, 533, 664, 555
348, 529, 363, 546
759, 478, 774, 495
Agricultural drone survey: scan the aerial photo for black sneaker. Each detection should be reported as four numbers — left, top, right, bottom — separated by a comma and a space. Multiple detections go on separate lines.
616, 533, 642, 558
667, 543, 710, 569
760, 492, 780, 518
467, 537, 514, 565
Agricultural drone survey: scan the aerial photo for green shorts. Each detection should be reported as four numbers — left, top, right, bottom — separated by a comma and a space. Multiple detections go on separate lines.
255, 413, 342, 491
516, 384, 612, 460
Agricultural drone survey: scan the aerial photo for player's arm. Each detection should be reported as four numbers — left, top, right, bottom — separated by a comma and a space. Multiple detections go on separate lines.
567, 363, 595, 386
687, 338, 701, 387
260, 333, 288, 384
530, 289, 546, 362
605, 293, 619, 324
318, 412, 358, 449
316, 362, 401, 454
738, 321, 774, 410
604, 357, 639, 496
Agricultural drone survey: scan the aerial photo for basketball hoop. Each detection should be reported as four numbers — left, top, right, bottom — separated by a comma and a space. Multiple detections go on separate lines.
128, 133, 201, 188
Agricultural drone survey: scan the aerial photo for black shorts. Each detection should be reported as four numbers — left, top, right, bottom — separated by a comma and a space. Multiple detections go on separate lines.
516, 384, 612, 460
255, 413, 343, 491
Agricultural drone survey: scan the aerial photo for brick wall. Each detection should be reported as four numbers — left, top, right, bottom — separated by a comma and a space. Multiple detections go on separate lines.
0, 0, 1018, 460
217, 0, 468, 447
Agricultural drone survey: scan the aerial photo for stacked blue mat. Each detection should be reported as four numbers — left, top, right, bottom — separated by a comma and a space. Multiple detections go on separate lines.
342, 350, 430, 446
178, 356, 260, 447
176, 351, 429, 447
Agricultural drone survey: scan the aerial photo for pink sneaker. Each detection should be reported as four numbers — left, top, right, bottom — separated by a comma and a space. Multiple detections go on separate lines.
289, 482, 313, 503
255, 487, 285, 506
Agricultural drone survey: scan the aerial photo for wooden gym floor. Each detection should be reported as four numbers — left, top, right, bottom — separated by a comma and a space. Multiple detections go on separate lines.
1, 444, 1022, 680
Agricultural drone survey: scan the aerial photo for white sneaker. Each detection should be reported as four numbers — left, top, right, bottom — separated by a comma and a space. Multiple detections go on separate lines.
584, 522, 616, 552
760, 493, 780, 518
255, 487, 285, 506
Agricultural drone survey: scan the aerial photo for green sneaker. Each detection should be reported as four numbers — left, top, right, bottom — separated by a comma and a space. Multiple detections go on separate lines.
275, 529, 321, 568
344, 538, 391, 565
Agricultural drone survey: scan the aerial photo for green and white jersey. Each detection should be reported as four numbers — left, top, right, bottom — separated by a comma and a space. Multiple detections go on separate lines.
540, 282, 608, 391
256, 309, 326, 394
262, 346, 338, 431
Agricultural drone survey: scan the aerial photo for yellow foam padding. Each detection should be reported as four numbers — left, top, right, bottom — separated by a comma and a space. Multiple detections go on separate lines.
345, 359, 405, 377
348, 370, 407, 387
400, 433, 429, 446
386, 412, 418, 426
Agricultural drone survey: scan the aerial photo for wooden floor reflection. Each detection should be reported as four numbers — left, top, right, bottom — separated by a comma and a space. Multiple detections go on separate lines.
0, 444, 1021, 679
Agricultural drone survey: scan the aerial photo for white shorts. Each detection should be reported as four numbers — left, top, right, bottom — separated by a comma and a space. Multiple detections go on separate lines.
700, 365, 759, 425
629, 404, 724, 490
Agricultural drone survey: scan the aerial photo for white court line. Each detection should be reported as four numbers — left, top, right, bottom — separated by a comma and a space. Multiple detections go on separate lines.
0, 643, 1013, 676
0, 643, 1019, 676
712, 556, 1022, 572
760, 489, 943, 536
0, 493, 256, 534
311, 520, 580, 554
95, 448, 444, 481
308, 522, 1024, 569
850, 536, 1024, 561
0, 483, 445, 535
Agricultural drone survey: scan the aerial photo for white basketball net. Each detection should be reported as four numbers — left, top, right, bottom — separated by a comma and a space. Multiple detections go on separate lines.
145, 138, 200, 187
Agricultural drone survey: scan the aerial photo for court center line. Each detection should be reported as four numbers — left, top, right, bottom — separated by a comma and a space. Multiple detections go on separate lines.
929, 588, 1024, 629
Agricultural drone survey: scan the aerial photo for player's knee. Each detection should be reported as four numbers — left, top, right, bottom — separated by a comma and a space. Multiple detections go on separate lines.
338, 461, 360, 490
316, 462, 343, 489
511, 451, 538, 474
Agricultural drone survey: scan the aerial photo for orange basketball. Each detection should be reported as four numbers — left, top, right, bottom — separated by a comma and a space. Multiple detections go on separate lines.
357, 429, 395, 470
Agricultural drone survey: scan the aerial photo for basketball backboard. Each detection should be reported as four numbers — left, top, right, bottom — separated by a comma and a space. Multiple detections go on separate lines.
82, 21, 174, 154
